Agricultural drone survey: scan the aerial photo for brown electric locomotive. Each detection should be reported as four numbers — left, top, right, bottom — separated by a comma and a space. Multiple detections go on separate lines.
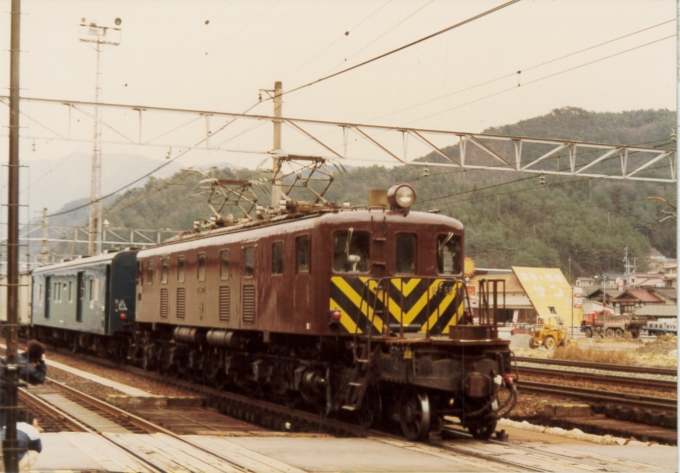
132, 183, 516, 440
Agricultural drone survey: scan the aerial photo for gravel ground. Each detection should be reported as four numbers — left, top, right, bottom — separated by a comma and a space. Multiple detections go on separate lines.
44, 351, 197, 399
520, 374, 678, 400
1, 345, 197, 401
517, 361, 677, 383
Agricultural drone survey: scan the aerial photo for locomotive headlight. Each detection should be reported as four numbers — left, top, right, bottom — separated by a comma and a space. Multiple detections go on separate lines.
387, 184, 416, 209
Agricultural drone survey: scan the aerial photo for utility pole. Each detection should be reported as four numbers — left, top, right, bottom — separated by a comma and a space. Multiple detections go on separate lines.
4, 1, 21, 470
79, 18, 121, 255
268, 81, 283, 207
41, 208, 48, 265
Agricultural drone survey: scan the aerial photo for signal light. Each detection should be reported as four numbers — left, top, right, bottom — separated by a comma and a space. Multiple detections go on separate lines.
503, 374, 514, 386
330, 309, 342, 321
120, 313, 127, 320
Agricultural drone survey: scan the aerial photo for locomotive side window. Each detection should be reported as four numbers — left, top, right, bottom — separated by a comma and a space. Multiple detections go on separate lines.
272, 242, 283, 275
54, 282, 61, 302
437, 233, 462, 275
220, 250, 230, 280
396, 234, 416, 274
297, 237, 310, 273
68, 281, 73, 303
161, 258, 169, 284
333, 230, 370, 273
137, 262, 143, 285
178, 256, 185, 282
197, 253, 206, 281
244, 247, 255, 278
147, 261, 154, 284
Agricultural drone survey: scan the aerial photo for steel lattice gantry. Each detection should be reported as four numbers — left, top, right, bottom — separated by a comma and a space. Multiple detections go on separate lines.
0, 95, 676, 183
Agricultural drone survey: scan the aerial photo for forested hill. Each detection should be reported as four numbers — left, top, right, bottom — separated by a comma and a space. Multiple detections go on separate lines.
103, 107, 677, 278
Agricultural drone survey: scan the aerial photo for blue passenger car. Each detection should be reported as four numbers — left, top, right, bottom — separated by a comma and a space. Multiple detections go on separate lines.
31, 250, 138, 359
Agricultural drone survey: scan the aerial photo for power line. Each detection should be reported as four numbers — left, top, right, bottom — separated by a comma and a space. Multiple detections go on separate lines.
281, 0, 521, 98
368, 18, 675, 123
332, 0, 435, 70
283, 0, 395, 83
408, 34, 675, 125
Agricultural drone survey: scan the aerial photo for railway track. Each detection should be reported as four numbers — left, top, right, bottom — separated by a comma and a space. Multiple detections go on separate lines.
515, 356, 677, 377
18, 378, 281, 473
518, 380, 677, 412
438, 423, 648, 473
518, 366, 678, 391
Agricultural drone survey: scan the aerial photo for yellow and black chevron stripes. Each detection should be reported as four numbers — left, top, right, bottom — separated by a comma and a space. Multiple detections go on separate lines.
330, 277, 464, 335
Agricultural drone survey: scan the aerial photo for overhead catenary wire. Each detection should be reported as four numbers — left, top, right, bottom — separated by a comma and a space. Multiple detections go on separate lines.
369, 18, 675, 123
47, 100, 265, 218
280, 0, 521, 98
408, 34, 676, 125
283, 0, 395, 82
330, 0, 435, 71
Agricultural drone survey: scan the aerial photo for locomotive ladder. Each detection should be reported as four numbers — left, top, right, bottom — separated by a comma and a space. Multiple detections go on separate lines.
342, 277, 395, 412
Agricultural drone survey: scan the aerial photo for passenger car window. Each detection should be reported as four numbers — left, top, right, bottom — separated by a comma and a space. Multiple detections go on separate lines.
333, 230, 370, 273
296, 237, 310, 273
147, 261, 154, 284
244, 247, 255, 278
272, 242, 283, 275
197, 253, 206, 281
161, 258, 169, 284
437, 234, 462, 275
220, 250, 230, 280
178, 256, 185, 282
396, 234, 416, 274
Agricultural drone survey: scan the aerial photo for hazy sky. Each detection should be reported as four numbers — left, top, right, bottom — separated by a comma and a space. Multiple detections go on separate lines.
0, 0, 676, 204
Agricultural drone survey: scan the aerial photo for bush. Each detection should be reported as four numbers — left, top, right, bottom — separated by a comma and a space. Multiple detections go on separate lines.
550, 346, 633, 365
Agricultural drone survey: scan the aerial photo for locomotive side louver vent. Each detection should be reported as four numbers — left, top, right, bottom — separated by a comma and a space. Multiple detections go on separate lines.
242, 284, 256, 323
219, 286, 230, 321
160, 289, 169, 318
177, 287, 186, 318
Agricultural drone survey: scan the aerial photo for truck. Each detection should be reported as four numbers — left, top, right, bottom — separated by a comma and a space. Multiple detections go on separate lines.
644, 318, 677, 336
579, 311, 646, 339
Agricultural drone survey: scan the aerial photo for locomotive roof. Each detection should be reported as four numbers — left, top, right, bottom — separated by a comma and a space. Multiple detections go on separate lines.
138, 209, 463, 257
32, 250, 137, 274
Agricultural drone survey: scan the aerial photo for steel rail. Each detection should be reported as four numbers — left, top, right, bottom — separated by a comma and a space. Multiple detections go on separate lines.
440, 424, 632, 473
518, 380, 677, 412
38, 377, 256, 473
518, 366, 678, 391
515, 356, 677, 376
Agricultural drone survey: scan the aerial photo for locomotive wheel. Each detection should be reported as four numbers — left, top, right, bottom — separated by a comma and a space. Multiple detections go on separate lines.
357, 384, 382, 429
399, 386, 431, 441
584, 327, 593, 338
469, 418, 497, 440
543, 336, 555, 350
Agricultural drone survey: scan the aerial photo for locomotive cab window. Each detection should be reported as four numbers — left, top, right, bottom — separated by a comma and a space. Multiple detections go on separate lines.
272, 242, 283, 275
146, 261, 154, 284
244, 247, 255, 278
437, 233, 462, 275
197, 253, 206, 281
161, 258, 169, 284
296, 236, 310, 273
220, 250, 230, 280
177, 256, 185, 282
396, 234, 416, 274
333, 229, 370, 273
